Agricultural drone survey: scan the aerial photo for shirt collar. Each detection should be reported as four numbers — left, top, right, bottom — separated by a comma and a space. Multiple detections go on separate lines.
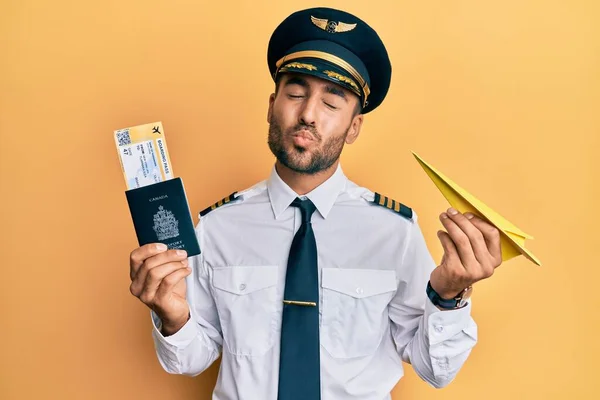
267, 163, 347, 220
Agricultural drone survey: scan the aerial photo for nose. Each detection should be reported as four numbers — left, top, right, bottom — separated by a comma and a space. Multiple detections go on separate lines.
298, 93, 318, 127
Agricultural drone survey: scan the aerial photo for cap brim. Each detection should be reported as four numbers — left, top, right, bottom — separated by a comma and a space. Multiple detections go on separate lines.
277, 58, 363, 104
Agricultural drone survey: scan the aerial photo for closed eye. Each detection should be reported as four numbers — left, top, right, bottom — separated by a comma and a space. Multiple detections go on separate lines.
324, 101, 338, 110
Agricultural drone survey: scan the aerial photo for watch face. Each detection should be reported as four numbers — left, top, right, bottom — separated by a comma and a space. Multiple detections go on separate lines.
464, 286, 473, 299
459, 286, 473, 306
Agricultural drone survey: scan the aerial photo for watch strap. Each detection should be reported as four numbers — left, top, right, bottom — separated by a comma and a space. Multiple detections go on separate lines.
426, 280, 463, 309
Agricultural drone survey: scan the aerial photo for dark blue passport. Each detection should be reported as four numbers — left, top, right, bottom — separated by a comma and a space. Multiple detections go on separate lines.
125, 178, 200, 256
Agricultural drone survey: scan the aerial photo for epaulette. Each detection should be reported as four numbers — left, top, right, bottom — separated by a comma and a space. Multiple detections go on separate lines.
372, 192, 413, 221
199, 192, 239, 217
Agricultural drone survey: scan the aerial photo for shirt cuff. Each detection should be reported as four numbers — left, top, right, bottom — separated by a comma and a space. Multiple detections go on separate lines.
151, 310, 197, 348
424, 297, 475, 345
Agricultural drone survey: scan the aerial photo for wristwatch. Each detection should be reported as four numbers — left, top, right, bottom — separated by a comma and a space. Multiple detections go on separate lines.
426, 281, 473, 310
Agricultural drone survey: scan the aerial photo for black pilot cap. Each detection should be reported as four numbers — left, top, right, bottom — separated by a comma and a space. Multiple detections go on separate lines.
267, 7, 392, 114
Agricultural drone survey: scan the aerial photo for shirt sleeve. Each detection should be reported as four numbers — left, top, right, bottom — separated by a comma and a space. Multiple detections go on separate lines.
151, 223, 223, 376
388, 214, 478, 388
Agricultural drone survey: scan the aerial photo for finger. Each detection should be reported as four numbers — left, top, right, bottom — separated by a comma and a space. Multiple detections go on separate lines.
446, 209, 490, 266
464, 213, 502, 265
137, 261, 190, 304
154, 267, 193, 304
132, 253, 188, 299
131, 249, 188, 296
437, 230, 461, 269
130, 243, 169, 279
440, 212, 479, 271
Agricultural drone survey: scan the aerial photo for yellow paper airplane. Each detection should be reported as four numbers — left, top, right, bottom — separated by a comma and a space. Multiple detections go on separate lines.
413, 152, 541, 266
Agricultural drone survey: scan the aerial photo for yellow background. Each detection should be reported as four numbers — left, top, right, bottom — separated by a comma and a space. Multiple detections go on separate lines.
1, 0, 598, 399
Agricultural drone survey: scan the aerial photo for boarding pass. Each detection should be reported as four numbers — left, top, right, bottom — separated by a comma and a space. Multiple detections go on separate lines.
114, 122, 174, 189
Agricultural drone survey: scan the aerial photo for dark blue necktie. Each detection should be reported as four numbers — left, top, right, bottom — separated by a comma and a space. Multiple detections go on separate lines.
278, 198, 321, 400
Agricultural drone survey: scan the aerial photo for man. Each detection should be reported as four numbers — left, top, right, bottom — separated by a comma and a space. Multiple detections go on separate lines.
129, 7, 502, 400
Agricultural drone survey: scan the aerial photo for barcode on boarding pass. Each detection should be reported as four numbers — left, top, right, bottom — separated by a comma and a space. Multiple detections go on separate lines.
116, 129, 132, 146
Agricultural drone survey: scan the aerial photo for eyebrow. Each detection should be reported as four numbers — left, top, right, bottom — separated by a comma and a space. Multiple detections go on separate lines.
283, 76, 348, 102
284, 76, 309, 88
324, 85, 348, 102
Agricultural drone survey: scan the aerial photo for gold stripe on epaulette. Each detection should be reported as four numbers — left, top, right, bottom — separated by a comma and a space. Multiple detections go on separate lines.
200, 192, 239, 217
371, 192, 413, 221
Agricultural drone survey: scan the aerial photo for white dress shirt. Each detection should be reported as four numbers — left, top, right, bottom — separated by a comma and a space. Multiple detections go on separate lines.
151, 164, 477, 400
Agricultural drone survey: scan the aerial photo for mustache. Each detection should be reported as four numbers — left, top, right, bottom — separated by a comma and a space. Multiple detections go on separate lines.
288, 124, 320, 141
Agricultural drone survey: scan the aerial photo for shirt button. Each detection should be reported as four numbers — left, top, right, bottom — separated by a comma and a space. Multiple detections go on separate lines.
435, 325, 444, 333
356, 287, 364, 295
239, 284, 246, 291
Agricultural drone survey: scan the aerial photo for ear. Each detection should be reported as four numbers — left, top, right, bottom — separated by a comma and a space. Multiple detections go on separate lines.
267, 93, 275, 123
345, 114, 364, 144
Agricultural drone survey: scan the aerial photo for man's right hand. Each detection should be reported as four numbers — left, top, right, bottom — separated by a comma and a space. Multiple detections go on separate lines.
129, 243, 192, 336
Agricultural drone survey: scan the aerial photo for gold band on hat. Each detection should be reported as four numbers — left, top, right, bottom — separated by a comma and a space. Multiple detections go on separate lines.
279, 62, 318, 72
275, 50, 370, 107
279, 62, 361, 97
322, 70, 361, 95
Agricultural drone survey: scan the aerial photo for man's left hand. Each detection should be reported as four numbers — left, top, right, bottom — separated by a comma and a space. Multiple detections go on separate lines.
430, 208, 503, 299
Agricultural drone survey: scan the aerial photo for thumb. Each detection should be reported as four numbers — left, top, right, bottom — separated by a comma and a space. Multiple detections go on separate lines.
437, 230, 458, 266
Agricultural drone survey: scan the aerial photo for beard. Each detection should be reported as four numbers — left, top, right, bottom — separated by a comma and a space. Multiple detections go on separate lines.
267, 114, 349, 175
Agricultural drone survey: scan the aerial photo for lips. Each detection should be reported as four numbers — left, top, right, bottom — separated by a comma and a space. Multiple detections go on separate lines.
292, 130, 316, 141
291, 130, 316, 147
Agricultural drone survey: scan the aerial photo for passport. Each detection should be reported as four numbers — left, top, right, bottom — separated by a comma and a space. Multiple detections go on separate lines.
125, 177, 200, 256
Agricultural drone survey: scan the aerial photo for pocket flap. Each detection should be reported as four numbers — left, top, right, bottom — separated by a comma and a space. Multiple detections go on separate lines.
213, 265, 278, 295
322, 268, 397, 298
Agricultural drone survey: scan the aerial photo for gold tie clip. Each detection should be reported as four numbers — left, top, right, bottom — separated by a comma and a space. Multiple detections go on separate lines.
283, 300, 317, 307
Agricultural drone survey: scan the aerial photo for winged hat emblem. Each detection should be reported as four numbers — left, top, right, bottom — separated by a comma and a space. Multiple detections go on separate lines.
311, 16, 357, 33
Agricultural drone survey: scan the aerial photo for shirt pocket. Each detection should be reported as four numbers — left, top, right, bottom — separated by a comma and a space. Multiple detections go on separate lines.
321, 268, 397, 359
212, 265, 278, 356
